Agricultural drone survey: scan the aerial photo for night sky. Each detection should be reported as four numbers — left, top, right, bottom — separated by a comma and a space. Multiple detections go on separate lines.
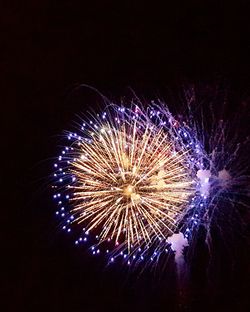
3, 1, 250, 311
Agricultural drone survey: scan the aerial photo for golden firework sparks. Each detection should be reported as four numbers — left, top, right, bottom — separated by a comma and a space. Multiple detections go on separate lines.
69, 115, 195, 253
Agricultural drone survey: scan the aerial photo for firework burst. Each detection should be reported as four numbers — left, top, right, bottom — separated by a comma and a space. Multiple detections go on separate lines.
70, 114, 194, 253
52, 93, 250, 269
52, 104, 203, 264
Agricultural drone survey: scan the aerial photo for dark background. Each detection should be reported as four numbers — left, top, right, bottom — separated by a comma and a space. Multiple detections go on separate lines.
2, 1, 250, 311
